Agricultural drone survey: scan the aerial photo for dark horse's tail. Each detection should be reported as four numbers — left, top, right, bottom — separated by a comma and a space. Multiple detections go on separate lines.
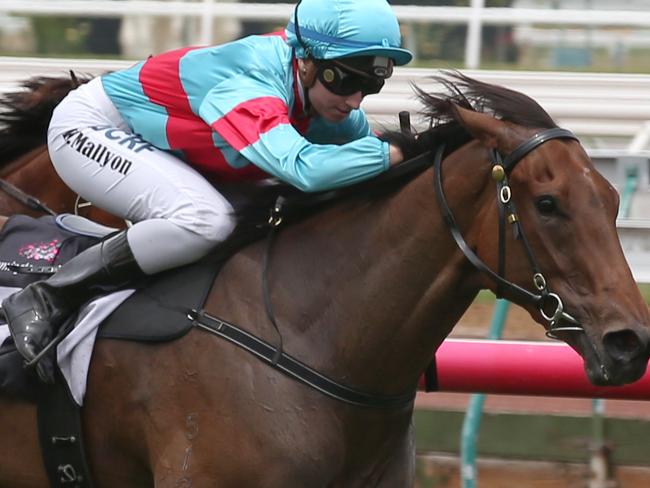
0, 72, 91, 162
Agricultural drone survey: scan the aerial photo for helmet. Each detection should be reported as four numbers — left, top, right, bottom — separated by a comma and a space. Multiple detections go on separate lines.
285, 0, 413, 67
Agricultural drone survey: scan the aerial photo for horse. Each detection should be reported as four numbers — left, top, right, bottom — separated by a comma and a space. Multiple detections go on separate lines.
0, 75, 122, 227
0, 71, 648, 487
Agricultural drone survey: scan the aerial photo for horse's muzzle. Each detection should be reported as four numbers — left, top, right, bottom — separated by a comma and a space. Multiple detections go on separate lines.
588, 327, 650, 386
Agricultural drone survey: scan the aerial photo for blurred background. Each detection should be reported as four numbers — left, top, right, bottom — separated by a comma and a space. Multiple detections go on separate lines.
1, 2, 649, 487
1, 0, 649, 73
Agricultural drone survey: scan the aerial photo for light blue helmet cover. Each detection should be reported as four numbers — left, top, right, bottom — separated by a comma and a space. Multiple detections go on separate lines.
285, 0, 413, 66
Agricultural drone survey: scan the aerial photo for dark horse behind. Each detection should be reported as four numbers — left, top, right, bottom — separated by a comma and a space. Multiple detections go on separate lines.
0, 74, 121, 226
0, 71, 648, 487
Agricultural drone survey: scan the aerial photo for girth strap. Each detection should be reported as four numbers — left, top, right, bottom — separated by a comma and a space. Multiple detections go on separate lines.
189, 309, 416, 409
37, 371, 93, 488
0, 261, 62, 275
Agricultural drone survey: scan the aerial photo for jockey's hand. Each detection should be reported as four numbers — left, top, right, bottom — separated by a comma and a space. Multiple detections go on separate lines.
389, 144, 404, 166
382, 129, 435, 162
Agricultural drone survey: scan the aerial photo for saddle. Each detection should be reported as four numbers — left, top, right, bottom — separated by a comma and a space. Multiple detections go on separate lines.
0, 214, 229, 398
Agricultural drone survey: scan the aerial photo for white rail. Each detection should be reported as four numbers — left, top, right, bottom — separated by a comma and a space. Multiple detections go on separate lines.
2, 2, 650, 67
617, 219, 650, 284
1, 57, 649, 151
372, 68, 650, 145
3, 1, 650, 26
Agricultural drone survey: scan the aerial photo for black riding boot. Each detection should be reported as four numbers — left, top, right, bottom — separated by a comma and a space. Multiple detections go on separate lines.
1, 230, 144, 382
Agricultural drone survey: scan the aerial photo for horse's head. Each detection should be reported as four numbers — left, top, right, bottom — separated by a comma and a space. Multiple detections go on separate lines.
422, 73, 650, 386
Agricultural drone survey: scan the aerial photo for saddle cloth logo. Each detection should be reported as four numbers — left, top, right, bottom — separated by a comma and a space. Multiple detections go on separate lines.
19, 239, 62, 263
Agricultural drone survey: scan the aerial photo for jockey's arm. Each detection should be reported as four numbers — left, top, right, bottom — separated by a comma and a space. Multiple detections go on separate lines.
200, 72, 392, 193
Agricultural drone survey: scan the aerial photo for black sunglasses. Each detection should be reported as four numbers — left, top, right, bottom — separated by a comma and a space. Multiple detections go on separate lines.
315, 61, 385, 97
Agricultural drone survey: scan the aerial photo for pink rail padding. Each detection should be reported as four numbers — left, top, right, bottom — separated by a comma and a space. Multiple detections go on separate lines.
419, 339, 650, 400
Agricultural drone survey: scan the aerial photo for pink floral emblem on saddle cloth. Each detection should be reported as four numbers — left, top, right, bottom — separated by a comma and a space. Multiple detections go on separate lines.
18, 239, 62, 263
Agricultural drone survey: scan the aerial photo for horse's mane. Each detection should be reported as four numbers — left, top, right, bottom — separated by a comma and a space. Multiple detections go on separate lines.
0, 73, 92, 164
230, 70, 559, 237
417, 70, 557, 130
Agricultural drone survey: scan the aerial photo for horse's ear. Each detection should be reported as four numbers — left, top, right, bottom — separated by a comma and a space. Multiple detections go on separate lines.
449, 103, 506, 149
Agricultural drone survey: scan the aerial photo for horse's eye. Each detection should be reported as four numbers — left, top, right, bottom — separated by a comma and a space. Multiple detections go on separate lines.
536, 195, 557, 215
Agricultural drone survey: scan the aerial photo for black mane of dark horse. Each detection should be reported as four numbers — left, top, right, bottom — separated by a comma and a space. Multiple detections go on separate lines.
0, 74, 93, 163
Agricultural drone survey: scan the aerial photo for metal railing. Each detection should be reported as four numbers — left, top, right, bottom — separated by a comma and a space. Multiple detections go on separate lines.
2, 56, 650, 151
2, 1, 650, 67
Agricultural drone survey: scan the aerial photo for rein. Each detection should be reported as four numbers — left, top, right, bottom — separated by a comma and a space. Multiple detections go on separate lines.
0, 178, 56, 216
191, 155, 436, 410
433, 127, 583, 339
192, 127, 587, 408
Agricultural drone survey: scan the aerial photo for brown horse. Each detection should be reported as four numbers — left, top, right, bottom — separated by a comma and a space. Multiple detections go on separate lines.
0, 72, 649, 487
0, 76, 121, 227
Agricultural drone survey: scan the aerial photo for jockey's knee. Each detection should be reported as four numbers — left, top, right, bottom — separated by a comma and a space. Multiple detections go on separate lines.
169, 197, 236, 246
127, 204, 236, 275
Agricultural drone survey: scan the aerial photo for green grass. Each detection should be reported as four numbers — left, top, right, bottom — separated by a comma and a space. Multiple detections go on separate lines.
414, 409, 650, 466
473, 285, 650, 306
639, 284, 650, 304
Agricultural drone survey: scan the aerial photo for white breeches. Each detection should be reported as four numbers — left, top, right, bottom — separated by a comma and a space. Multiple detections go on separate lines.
47, 77, 236, 274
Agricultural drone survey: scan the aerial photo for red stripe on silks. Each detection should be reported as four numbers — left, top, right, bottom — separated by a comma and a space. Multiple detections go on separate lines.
211, 97, 291, 152
262, 29, 287, 39
139, 47, 232, 173
139, 46, 197, 112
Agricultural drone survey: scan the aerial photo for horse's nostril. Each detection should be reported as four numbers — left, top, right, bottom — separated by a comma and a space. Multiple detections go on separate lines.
603, 330, 646, 362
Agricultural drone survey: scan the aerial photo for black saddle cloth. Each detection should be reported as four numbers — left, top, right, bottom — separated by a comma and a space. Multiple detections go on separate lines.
0, 214, 98, 287
99, 251, 224, 341
0, 215, 97, 399
0, 215, 229, 401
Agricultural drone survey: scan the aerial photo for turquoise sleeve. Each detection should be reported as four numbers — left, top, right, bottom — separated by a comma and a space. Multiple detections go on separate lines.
200, 72, 390, 192
244, 125, 390, 192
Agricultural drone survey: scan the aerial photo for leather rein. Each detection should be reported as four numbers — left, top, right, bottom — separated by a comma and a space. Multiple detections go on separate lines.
193, 127, 587, 408
0, 178, 56, 216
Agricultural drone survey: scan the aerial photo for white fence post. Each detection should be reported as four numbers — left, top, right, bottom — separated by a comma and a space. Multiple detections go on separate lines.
465, 0, 484, 69
200, 0, 215, 46
628, 122, 650, 154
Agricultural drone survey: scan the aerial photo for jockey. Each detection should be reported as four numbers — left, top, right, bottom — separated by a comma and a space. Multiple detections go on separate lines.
1, 0, 413, 381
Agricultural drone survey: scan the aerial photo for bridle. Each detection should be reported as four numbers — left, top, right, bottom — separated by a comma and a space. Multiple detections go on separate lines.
433, 127, 584, 340
190, 127, 590, 409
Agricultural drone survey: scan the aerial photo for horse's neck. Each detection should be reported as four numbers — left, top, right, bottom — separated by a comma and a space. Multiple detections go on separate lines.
211, 142, 493, 394
0, 146, 76, 216
0, 146, 48, 178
